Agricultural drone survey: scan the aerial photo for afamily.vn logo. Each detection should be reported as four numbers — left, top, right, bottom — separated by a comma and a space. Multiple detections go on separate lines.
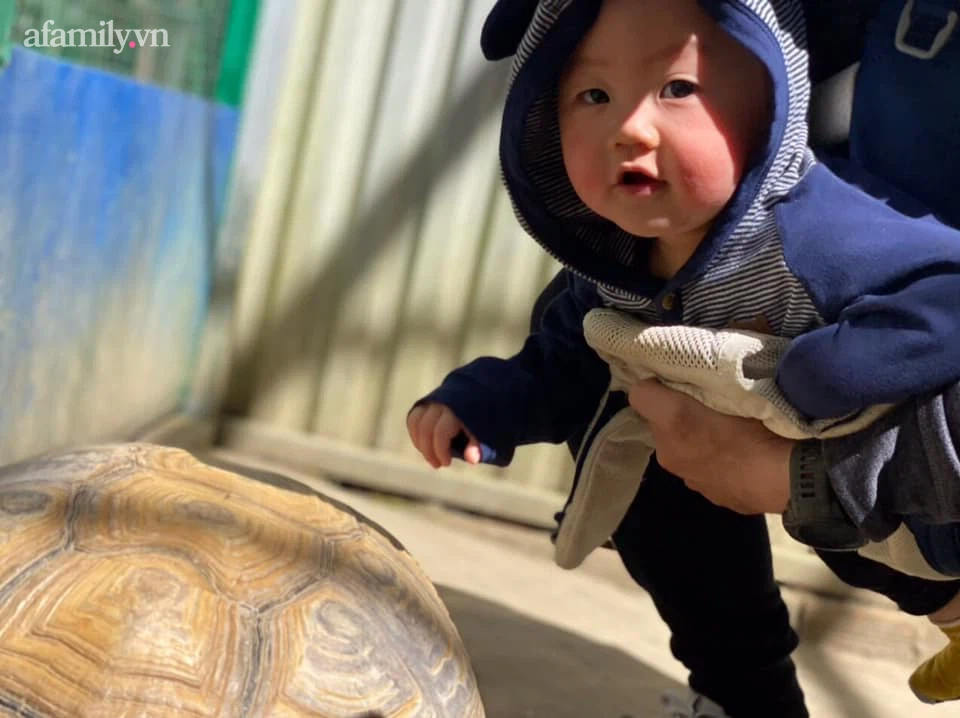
24, 20, 169, 54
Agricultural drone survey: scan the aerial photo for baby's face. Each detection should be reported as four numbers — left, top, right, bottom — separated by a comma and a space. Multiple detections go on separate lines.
558, 0, 771, 254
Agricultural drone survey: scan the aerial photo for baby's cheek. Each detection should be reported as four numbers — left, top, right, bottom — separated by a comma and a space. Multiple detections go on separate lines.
681, 114, 757, 208
677, 146, 742, 212
564, 150, 607, 210
560, 124, 607, 210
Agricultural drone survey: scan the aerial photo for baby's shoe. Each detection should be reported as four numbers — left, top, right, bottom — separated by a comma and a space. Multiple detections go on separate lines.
909, 619, 960, 703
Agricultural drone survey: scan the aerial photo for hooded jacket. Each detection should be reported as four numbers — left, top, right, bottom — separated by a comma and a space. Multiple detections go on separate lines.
417, 0, 960, 556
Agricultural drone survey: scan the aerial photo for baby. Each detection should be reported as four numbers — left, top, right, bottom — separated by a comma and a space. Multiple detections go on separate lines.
408, 0, 960, 707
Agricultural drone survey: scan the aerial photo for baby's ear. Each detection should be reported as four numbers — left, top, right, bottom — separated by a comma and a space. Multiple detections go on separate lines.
480, 0, 540, 61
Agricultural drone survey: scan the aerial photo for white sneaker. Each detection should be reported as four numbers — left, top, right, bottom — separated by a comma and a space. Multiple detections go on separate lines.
660, 690, 731, 718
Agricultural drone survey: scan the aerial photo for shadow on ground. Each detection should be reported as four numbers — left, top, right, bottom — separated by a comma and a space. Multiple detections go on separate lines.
437, 585, 684, 718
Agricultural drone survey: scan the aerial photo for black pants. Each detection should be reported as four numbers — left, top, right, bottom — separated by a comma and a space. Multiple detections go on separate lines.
533, 270, 960, 717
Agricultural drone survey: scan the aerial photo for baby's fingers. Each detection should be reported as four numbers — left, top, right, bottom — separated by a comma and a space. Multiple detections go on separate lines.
450, 431, 482, 465
462, 438, 482, 465
406, 405, 426, 443
432, 410, 465, 468
411, 404, 444, 468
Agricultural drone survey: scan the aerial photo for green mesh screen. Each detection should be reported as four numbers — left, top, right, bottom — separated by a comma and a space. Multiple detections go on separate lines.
7, 0, 241, 99
214, 0, 259, 106
1, 0, 14, 66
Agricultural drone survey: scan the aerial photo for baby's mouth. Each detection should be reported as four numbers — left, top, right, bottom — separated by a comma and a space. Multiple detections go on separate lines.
618, 169, 664, 191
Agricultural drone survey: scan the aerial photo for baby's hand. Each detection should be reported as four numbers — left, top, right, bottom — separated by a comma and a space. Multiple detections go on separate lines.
406, 403, 482, 468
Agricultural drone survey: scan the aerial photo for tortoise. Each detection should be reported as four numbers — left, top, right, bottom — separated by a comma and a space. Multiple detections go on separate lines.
0, 442, 485, 718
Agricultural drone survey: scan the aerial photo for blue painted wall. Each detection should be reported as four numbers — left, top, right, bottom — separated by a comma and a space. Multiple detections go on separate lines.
0, 47, 239, 461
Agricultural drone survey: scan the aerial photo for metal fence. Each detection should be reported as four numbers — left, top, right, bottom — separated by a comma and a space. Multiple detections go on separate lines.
222, 0, 577, 501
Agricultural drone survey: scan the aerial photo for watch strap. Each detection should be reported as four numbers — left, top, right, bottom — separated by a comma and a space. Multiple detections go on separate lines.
783, 439, 867, 550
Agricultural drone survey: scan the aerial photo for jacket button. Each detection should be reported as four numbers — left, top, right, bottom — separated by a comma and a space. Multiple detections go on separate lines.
661, 293, 676, 311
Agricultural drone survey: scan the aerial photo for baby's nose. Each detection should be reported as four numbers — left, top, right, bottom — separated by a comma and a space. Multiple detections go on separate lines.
614, 104, 659, 149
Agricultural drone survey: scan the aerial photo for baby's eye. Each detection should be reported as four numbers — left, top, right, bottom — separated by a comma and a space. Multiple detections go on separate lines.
661, 80, 697, 99
578, 88, 610, 105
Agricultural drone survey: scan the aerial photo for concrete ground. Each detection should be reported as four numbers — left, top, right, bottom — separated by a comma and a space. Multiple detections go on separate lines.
209, 448, 957, 718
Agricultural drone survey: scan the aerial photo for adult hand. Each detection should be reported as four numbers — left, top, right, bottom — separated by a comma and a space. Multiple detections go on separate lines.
628, 379, 794, 515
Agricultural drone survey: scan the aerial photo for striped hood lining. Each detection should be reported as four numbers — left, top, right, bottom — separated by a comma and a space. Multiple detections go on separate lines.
497, 0, 814, 298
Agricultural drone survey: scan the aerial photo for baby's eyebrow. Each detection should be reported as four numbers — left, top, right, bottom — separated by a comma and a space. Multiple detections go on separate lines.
571, 35, 699, 72
568, 54, 611, 71
641, 35, 700, 64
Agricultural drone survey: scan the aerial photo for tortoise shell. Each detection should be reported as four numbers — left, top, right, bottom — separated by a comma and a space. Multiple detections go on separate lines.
0, 443, 484, 718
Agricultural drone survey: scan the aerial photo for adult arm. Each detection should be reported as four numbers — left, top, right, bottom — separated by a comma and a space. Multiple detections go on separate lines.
627, 379, 960, 541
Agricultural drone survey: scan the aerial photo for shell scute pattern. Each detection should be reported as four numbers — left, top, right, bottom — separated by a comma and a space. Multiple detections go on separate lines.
0, 444, 484, 718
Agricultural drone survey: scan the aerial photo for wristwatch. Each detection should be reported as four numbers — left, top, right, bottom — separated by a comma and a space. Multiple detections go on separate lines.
782, 439, 868, 551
